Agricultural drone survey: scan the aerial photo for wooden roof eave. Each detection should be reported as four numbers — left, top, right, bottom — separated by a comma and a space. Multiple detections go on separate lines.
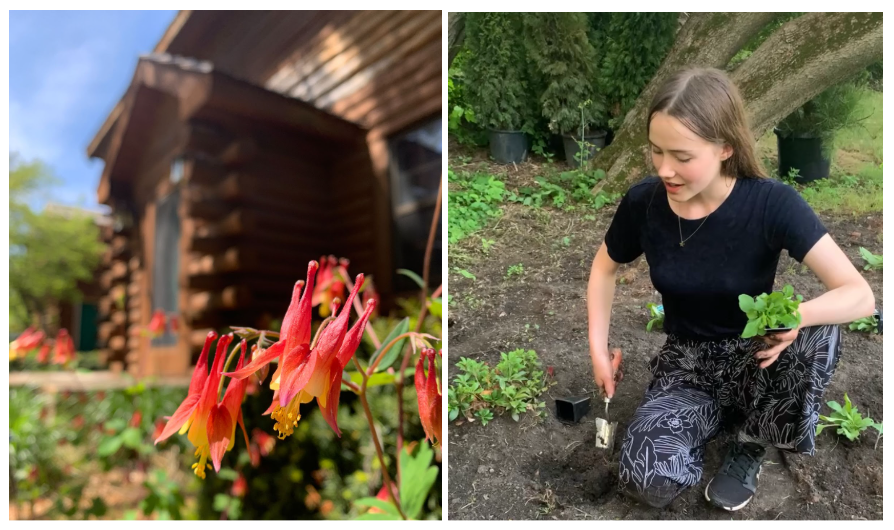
94, 56, 367, 205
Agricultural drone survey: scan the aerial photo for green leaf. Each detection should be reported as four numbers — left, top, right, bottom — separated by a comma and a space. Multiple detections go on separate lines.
213, 493, 231, 512
738, 295, 755, 312
397, 269, 426, 289
826, 400, 844, 414
429, 298, 442, 319
742, 320, 760, 339
369, 318, 410, 372
217, 468, 239, 481
399, 443, 439, 520
355, 513, 402, 520
120, 427, 143, 449
354, 497, 401, 516
97, 435, 124, 457
348, 371, 396, 387
844, 393, 853, 413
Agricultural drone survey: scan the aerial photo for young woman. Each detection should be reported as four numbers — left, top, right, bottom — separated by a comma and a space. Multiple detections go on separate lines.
586, 67, 875, 512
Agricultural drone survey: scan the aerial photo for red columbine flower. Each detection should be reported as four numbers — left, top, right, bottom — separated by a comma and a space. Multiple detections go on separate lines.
10, 327, 46, 360
147, 309, 166, 337
130, 410, 143, 428
231, 474, 247, 497
154, 332, 250, 478
415, 348, 442, 447
312, 256, 349, 317
225, 261, 376, 439
53, 329, 76, 365
37, 343, 51, 364
362, 276, 380, 318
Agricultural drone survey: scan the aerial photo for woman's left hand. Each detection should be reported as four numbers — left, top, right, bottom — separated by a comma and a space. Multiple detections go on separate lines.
755, 327, 799, 369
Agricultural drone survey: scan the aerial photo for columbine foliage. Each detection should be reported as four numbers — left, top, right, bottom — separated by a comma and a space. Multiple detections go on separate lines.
816, 393, 883, 446
447, 170, 507, 243
448, 349, 550, 425
849, 315, 879, 333
738, 284, 803, 338
859, 247, 883, 270
646, 303, 665, 332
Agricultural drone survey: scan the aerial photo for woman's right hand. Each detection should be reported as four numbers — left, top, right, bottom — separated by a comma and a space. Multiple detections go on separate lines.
591, 348, 623, 398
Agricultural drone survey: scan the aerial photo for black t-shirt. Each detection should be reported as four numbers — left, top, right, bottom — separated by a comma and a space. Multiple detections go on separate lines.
605, 176, 827, 340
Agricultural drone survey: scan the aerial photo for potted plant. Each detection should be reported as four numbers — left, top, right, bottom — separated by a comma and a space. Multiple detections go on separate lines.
465, 13, 533, 164
523, 13, 607, 167
738, 284, 803, 338
774, 81, 865, 183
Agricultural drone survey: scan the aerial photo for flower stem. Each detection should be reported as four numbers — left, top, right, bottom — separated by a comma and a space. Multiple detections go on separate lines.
342, 274, 382, 349
366, 332, 420, 376
352, 355, 407, 520
218, 341, 244, 399
397, 174, 442, 460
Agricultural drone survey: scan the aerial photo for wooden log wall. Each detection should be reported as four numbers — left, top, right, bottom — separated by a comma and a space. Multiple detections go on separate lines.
96, 220, 138, 370
179, 117, 373, 334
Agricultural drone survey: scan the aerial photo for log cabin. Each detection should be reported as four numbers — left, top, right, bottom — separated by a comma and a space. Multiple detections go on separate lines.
86, 11, 442, 377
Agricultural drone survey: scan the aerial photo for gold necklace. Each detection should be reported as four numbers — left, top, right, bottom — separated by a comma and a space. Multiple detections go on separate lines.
677, 212, 710, 247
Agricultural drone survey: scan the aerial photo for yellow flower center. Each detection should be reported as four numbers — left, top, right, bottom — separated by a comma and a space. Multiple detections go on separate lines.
191, 445, 211, 479
271, 398, 303, 440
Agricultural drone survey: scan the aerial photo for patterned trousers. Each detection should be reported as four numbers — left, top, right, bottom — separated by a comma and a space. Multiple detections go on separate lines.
617, 325, 841, 508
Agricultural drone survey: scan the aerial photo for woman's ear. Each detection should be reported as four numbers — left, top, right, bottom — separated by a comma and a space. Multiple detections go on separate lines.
721, 144, 734, 161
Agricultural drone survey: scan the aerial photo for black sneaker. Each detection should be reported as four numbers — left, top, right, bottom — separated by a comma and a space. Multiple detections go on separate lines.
705, 441, 766, 511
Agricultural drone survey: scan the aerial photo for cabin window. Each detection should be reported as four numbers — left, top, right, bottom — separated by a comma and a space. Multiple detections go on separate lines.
388, 117, 442, 293
151, 189, 180, 347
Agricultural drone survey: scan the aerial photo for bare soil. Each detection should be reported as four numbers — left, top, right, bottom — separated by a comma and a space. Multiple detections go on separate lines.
447, 157, 883, 520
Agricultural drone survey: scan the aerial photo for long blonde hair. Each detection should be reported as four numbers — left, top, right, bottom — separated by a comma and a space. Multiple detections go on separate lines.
647, 67, 767, 179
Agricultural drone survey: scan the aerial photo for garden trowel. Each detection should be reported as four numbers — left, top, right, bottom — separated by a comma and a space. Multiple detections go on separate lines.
594, 348, 623, 451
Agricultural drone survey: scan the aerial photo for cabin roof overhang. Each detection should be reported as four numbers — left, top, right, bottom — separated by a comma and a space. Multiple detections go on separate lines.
88, 53, 366, 205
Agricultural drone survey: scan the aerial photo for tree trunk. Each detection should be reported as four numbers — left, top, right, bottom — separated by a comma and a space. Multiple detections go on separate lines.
595, 11, 883, 193
448, 12, 465, 67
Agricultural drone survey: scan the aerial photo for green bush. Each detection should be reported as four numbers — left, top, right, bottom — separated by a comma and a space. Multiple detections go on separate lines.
523, 13, 606, 135
464, 13, 532, 131
592, 13, 677, 130
448, 49, 488, 147
776, 81, 866, 157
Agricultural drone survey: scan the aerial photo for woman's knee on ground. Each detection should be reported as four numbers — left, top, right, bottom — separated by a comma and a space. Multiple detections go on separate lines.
617, 464, 683, 508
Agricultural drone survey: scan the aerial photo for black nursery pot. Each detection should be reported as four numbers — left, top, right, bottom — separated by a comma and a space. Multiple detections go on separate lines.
562, 130, 607, 167
774, 128, 831, 183
489, 129, 529, 164
555, 395, 591, 424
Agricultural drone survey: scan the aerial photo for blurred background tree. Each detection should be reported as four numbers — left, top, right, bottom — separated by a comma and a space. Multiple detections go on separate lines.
9, 153, 105, 332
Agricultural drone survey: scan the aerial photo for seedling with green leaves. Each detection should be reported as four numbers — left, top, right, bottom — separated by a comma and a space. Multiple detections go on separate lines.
448, 349, 550, 426
816, 393, 883, 448
859, 247, 883, 270
849, 315, 879, 333
506, 263, 524, 278
646, 303, 664, 332
738, 284, 803, 338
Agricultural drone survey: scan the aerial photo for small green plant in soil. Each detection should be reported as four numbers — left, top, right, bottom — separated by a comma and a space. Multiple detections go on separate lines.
646, 303, 664, 332
816, 393, 883, 448
849, 315, 879, 333
481, 238, 496, 254
447, 169, 507, 244
507, 169, 617, 211
506, 263, 524, 279
448, 349, 549, 425
453, 267, 477, 281
738, 284, 803, 338
859, 247, 883, 270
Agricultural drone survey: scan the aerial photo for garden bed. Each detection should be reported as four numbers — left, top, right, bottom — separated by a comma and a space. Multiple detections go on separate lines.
446, 158, 883, 520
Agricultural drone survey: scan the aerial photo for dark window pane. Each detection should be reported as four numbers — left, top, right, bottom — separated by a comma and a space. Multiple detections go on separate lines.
151, 189, 180, 347
389, 118, 442, 292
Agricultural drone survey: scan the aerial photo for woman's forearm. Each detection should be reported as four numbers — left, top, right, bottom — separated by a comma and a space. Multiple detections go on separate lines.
799, 282, 875, 328
587, 258, 617, 361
